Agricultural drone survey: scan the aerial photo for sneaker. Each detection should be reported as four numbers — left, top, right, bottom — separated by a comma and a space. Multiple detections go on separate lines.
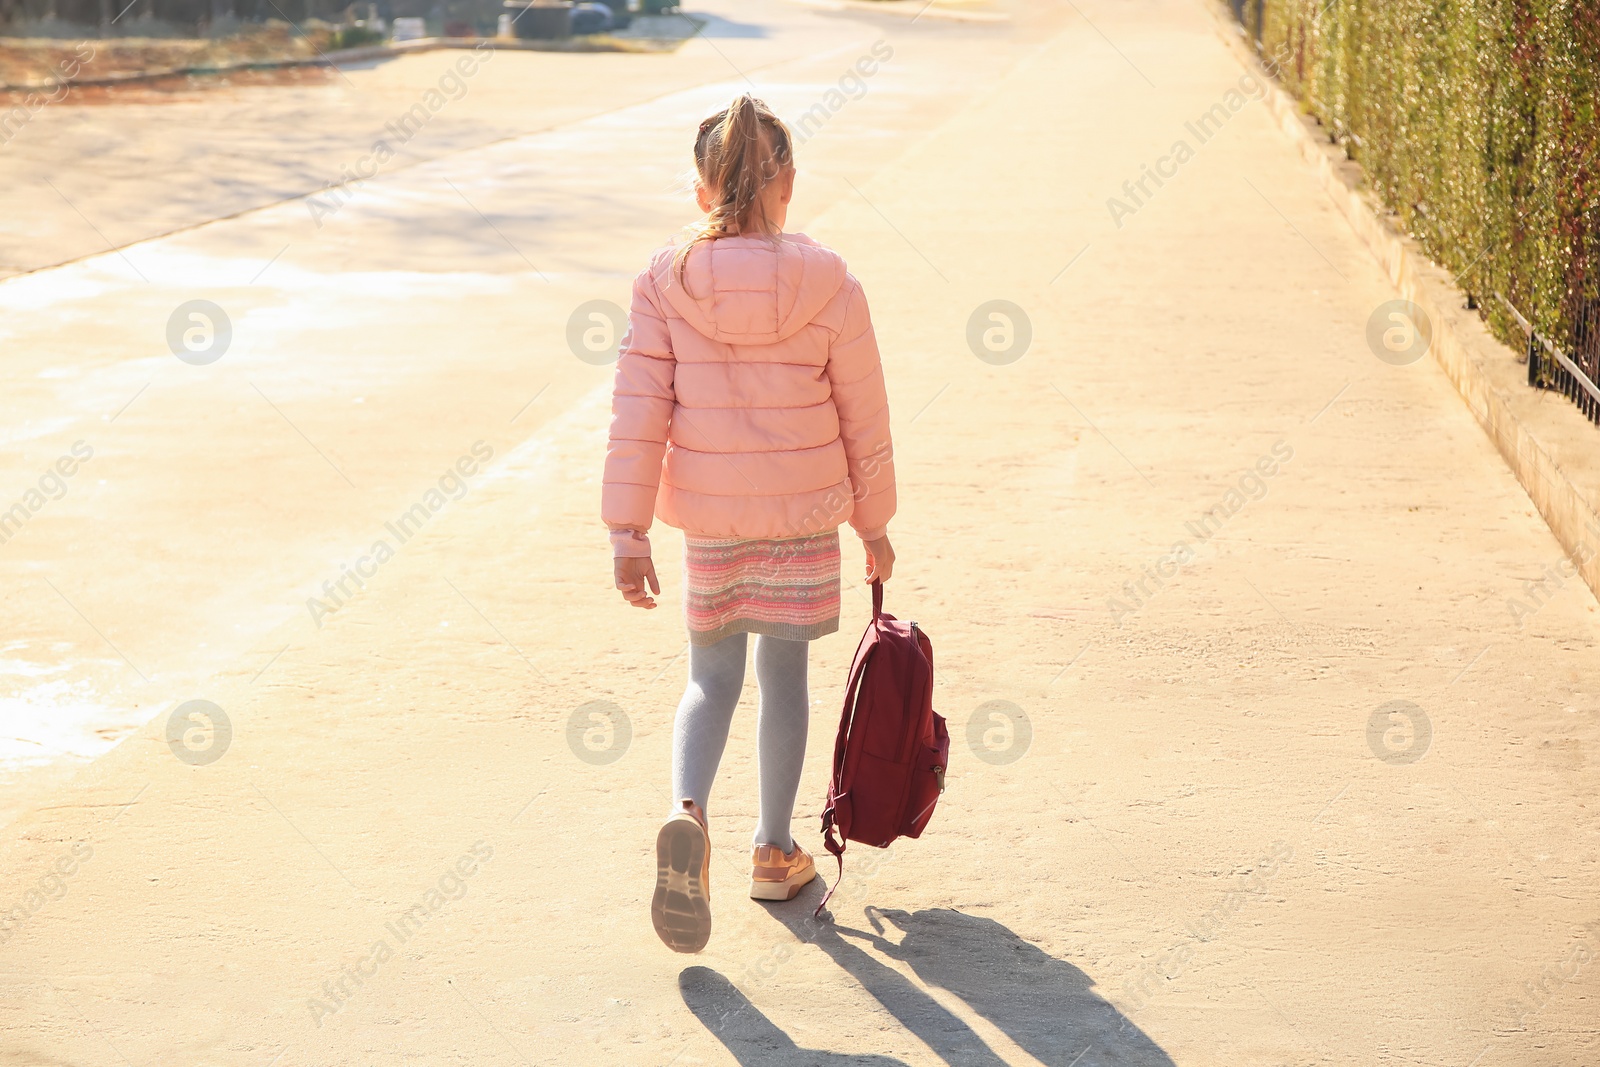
652, 799, 711, 953
749, 841, 817, 901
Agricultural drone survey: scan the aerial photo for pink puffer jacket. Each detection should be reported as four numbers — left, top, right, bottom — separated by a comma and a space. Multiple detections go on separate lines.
603, 233, 895, 557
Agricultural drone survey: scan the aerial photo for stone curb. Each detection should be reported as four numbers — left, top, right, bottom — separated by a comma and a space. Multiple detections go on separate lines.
779, 0, 1009, 23
0, 29, 693, 94
1207, 2, 1600, 605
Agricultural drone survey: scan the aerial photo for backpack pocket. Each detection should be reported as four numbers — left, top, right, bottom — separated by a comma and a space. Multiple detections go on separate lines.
901, 713, 949, 840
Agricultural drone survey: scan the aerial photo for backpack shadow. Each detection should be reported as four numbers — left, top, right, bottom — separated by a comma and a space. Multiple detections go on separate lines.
761, 902, 1177, 1067
679, 965, 910, 1066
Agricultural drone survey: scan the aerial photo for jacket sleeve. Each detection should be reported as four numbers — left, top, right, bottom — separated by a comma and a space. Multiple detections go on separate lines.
826, 276, 896, 541
602, 269, 675, 557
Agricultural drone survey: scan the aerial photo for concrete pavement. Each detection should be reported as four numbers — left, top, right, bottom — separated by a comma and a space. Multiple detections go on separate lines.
1, 0, 1596, 1064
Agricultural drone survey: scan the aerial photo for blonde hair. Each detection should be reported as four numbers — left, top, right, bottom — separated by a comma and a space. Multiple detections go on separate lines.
673, 94, 794, 285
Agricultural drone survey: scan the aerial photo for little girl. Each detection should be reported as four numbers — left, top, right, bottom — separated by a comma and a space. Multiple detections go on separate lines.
603, 94, 896, 954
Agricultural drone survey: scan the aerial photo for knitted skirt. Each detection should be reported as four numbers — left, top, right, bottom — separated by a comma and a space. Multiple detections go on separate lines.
682, 530, 841, 646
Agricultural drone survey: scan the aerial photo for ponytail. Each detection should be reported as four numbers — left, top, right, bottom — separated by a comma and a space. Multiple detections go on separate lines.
673, 94, 794, 286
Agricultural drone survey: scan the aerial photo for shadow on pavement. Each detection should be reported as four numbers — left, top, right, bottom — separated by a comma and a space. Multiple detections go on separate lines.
853, 908, 1175, 1067
680, 965, 910, 1065
707, 899, 1177, 1067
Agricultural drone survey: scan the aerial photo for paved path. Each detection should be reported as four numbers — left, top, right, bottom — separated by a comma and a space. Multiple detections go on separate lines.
1, 1, 1596, 1065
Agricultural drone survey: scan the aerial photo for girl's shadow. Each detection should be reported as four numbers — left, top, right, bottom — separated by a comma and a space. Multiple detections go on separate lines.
679, 965, 910, 1065
753, 903, 1176, 1067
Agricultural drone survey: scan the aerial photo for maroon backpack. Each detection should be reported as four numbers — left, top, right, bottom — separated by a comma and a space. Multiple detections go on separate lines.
816, 580, 949, 916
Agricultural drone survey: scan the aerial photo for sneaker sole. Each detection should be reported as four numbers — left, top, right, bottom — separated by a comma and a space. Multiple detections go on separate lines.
652, 816, 711, 953
749, 865, 816, 902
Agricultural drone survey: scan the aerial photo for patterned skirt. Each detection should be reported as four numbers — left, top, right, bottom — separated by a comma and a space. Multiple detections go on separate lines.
683, 530, 842, 646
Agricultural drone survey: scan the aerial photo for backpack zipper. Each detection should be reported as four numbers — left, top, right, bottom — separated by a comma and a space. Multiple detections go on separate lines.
898, 622, 927, 766
909, 621, 944, 795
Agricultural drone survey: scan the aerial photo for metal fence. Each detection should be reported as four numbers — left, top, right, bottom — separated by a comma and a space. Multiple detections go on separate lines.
1500, 294, 1600, 426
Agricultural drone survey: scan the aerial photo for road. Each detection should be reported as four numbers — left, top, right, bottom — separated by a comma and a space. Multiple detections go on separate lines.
0, 0, 1596, 1064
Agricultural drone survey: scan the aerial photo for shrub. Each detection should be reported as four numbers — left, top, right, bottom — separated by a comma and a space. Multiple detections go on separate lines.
331, 24, 385, 48
1235, 0, 1600, 392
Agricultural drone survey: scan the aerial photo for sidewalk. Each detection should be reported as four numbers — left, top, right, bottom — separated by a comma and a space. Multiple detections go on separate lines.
1, 0, 1596, 1064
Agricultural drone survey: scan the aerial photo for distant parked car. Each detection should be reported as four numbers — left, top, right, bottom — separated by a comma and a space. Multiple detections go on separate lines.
504, 0, 572, 39
569, 2, 612, 33
391, 16, 426, 40
592, 0, 630, 27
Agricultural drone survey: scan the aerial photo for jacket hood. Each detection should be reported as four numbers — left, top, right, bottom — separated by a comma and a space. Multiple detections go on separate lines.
651, 233, 848, 345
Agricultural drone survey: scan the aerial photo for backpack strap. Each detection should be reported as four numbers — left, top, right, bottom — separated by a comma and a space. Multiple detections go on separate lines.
815, 809, 846, 918
815, 582, 883, 920
820, 635, 877, 829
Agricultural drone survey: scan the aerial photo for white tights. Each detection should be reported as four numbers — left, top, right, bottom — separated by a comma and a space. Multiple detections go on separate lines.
670, 632, 810, 852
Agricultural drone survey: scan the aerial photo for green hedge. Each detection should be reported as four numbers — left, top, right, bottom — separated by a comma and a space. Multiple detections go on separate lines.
1231, 0, 1600, 389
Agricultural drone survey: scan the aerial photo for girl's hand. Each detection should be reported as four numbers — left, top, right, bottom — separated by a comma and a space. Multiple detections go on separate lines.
615, 556, 661, 609
863, 534, 894, 583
